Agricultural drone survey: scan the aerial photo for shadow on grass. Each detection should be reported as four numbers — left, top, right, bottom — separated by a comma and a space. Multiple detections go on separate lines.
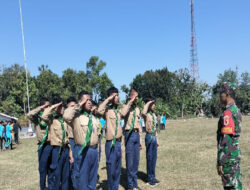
121, 167, 148, 189
96, 167, 147, 189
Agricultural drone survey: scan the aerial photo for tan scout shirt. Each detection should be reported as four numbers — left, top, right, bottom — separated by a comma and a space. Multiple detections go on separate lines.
97, 99, 131, 141
124, 106, 142, 137
67, 123, 74, 139
142, 102, 158, 137
27, 106, 47, 142
42, 107, 69, 147
63, 105, 100, 146
66, 104, 76, 139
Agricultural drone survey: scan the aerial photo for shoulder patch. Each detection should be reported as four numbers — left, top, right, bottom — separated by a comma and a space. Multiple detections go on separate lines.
221, 110, 235, 135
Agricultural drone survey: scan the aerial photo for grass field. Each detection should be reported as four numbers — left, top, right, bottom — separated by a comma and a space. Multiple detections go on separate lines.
0, 116, 249, 190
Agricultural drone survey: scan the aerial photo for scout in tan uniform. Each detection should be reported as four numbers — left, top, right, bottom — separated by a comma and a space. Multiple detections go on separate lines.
42, 97, 73, 190
66, 97, 77, 190
142, 98, 160, 187
27, 98, 51, 190
91, 101, 102, 163
97, 87, 133, 190
123, 89, 143, 190
63, 91, 100, 190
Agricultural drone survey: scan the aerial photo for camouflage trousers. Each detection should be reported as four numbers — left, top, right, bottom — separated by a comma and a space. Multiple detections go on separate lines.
221, 162, 242, 190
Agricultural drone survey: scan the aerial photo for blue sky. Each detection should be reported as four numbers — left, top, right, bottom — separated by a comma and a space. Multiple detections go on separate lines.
0, 0, 249, 99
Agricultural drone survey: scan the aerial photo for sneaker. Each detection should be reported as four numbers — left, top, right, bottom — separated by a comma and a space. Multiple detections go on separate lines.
153, 179, 160, 184
133, 187, 142, 190
146, 181, 156, 187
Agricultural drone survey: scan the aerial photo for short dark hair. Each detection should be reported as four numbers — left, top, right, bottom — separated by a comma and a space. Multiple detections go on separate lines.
67, 97, 76, 105
107, 87, 118, 96
40, 97, 49, 106
129, 89, 138, 96
92, 100, 97, 106
144, 97, 155, 103
52, 96, 63, 105
78, 91, 90, 101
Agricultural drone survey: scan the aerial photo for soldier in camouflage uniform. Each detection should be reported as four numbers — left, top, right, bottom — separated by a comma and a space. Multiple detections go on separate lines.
217, 82, 242, 190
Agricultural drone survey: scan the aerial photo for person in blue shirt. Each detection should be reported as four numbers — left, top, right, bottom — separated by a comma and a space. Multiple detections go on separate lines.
140, 117, 145, 132
161, 115, 166, 130
99, 117, 106, 130
98, 117, 106, 162
0, 121, 4, 151
5, 121, 13, 150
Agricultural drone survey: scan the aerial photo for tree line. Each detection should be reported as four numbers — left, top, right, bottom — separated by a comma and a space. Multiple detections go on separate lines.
0, 56, 249, 119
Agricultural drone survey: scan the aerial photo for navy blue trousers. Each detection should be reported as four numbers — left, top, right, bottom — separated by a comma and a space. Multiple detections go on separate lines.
38, 143, 53, 190
125, 131, 140, 189
145, 133, 157, 182
74, 145, 99, 190
69, 138, 77, 189
48, 146, 70, 190
105, 140, 122, 190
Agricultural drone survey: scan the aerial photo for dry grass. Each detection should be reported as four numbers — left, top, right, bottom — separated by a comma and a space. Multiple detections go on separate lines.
0, 116, 249, 190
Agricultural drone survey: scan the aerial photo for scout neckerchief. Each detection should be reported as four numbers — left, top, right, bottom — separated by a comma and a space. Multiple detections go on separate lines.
129, 104, 136, 134
99, 120, 104, 139
53, 113, 65, 159
124, 104, 137, 146
78, 110, 93, 155
149, 111, 155, 143
38, 111, 49, 151
110, 106, 119, 149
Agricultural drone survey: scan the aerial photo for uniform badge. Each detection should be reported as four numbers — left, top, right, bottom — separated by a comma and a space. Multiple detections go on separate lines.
223, 115, 230, 126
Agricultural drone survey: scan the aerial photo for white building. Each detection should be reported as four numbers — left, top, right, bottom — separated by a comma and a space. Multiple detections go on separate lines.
0, 113, 18, 121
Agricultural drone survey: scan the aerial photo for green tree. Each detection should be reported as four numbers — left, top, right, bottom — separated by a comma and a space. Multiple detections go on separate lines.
35, 66, 62, 101
61, 68, 91, 100
205, 69, 249, 116
0, 64, 38, 116
237, 72, 250, 114
86, 56, 113, 101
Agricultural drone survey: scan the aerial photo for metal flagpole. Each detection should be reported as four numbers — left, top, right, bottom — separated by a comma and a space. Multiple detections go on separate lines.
18, 0, 32, 131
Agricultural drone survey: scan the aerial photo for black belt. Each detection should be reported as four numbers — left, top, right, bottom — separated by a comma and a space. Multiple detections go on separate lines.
89, 144, 98, 149
125, 129, 139, 133
107, 137, 122, 142
37, 141, 50, 146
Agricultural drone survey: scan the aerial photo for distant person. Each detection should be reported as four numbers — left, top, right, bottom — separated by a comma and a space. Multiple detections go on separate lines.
217, 82, 242, 190
161, 115, 166, 130
5, 121, 13, 150
120, 119, 125, 129
0, 121, 4, 151
13, 120, 21, 144
10, 121, 15, 142
140, 117, 145, 132
99, 117, 106, 161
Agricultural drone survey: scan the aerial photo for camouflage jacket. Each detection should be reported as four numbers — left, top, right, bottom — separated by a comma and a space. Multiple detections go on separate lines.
217, 102, 242, 166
